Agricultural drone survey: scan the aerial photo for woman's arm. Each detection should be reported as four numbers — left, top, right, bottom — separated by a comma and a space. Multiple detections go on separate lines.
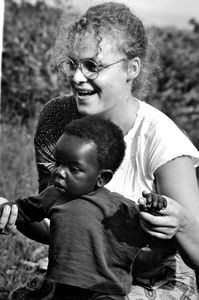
140, 156, 199, 269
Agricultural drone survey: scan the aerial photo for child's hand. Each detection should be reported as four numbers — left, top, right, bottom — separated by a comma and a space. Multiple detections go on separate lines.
138, 193, 183, 240
0, 198, 18, 235
138, 191, 167, 215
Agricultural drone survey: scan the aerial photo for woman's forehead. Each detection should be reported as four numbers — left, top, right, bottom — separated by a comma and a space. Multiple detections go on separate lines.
72, 32, 98, 58
70, 31, 121, 60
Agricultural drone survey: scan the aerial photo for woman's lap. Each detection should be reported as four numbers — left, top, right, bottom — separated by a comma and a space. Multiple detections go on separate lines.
9, 254, 198, 300
129, 253, 198, 300
129, 280, 198, 300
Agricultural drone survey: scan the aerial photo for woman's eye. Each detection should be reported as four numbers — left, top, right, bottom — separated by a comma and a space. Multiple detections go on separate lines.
69, 61, 76, 70
85, 60, 99, 72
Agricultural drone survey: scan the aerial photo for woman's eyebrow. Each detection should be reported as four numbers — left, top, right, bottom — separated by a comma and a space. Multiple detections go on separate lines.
68, 55, 76, 62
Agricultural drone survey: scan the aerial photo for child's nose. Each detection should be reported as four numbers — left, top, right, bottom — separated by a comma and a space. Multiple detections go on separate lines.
56, 167, 66, 179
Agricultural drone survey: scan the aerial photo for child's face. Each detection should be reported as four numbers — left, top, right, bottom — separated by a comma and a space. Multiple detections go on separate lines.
52, 133, 101, 197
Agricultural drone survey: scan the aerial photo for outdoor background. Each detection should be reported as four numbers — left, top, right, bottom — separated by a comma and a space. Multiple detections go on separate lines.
0, 0, 199, 294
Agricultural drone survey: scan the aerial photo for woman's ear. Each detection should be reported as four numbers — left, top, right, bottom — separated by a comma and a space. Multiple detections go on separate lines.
127, 57, 140, 82
96, 170, 113, 188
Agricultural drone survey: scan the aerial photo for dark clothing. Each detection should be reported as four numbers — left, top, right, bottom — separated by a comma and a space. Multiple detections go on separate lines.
43, 282, 128, 300
13, 186, 150, 295
9, 276, 128, 300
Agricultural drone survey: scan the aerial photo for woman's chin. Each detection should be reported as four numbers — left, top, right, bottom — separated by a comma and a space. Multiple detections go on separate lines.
76, 102, 103, 117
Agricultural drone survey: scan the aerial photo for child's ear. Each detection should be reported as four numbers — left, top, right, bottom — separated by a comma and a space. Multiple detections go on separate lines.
96, 170, 113, 188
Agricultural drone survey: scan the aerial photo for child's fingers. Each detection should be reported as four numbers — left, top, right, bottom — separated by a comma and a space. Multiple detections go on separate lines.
142, 191, 152, 205
7, 204, 18, 225
138, 197, 147, 206
0, 205, 11, 228
141, 192, 168, 212
138, 197, 147, 211
142, 191, 150, 199
153, 195, 167, 211
162, 197, 167, 210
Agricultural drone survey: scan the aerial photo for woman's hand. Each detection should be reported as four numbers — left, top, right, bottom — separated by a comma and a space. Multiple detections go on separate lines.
138, 195, 186, 240
0, 197, 18, 234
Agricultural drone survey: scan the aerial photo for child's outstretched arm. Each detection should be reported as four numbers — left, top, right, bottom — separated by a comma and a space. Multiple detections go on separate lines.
0, 189, 50, 232
0, 196, 50, 243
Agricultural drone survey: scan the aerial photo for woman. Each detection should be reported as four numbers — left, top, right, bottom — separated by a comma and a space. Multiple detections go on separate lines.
1, 2, 199, 299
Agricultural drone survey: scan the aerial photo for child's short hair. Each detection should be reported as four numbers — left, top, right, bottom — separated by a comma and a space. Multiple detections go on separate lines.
64, 116, 126, 173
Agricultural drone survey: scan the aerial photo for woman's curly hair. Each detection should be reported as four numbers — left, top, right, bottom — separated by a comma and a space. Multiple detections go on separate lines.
52, 2, 159, 100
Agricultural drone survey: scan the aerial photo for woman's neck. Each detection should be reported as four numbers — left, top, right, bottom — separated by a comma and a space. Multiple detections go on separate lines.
104, 97, 140, 135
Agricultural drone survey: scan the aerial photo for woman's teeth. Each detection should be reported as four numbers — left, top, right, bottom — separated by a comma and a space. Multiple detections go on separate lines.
77, 90, 95, 96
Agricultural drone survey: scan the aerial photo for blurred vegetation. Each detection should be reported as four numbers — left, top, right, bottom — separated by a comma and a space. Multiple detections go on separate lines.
0, 122, 48, 292
1, 0, 78, 124
149, 26, 199, 150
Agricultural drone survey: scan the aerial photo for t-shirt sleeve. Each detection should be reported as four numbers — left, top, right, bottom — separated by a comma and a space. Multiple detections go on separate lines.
147, 116, 199, 175
15, 186, 57, 224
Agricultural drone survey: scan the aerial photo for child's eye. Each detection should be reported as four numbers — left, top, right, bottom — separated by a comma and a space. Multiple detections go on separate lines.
70, 167, 80, 174
54, 161, 60, 168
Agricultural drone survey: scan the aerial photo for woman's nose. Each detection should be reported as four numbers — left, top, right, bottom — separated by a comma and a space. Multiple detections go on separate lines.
72, 67, 87, 83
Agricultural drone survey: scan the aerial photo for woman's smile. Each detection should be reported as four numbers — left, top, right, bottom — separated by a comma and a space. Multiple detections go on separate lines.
75, 87, 97, 98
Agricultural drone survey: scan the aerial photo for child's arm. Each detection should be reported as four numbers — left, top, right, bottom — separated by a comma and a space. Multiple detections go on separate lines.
0, 199, 37, 228
0, 197, 50, 243
0, 186, 56, 230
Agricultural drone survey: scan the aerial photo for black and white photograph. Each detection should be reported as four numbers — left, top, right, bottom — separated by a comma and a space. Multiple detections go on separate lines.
0, 0, 199, 299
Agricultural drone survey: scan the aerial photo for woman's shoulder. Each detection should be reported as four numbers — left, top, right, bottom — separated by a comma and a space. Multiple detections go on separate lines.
35, 94, 81, 145
138, 100, 172, 126
136, 101, 199, 169
40, 94, 80, 121
136, 100, 188, 139
137, 100, 193, 144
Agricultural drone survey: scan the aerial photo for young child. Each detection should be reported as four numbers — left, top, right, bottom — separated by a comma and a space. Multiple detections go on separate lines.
1, 116, 168, 300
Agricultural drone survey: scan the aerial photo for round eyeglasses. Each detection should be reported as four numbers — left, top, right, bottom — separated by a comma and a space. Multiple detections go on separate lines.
58, 57, 125, 80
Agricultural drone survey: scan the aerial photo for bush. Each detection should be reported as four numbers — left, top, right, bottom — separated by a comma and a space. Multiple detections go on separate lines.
149, 27, 199, 149
1, 0, 77, 125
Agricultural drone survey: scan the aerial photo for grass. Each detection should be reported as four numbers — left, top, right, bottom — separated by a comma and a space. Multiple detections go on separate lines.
0, 120, 48, 291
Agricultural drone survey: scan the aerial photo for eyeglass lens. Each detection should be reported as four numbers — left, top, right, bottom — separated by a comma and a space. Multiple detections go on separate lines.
60, 58, 99, 79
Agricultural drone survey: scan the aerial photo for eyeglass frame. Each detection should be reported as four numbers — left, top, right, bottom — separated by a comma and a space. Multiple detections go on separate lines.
57, 57, 126, 80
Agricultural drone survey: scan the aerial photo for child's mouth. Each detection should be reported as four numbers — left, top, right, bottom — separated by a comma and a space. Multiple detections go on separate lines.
53, 181, 67, 193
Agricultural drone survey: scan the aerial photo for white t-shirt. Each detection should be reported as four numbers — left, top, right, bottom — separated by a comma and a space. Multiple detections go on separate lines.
106, 100, 199, 202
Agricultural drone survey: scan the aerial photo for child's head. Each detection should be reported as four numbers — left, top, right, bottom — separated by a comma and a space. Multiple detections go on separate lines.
52, 116, 125, 197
